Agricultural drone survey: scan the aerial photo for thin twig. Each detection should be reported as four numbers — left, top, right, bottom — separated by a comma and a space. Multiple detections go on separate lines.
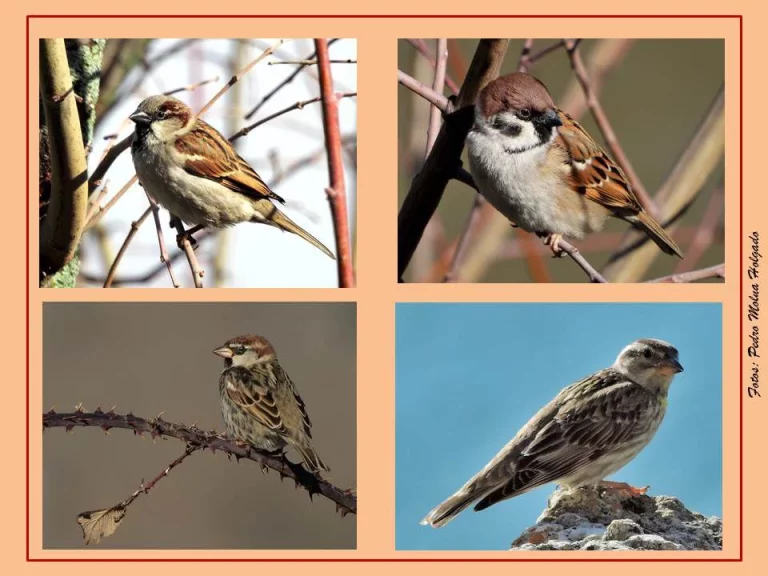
556, 240, 608, 283
269, 58, 356, 65
85, 175, 138, 230
397, 70, 450, 111
146, 194, 180, 288
171, 219, 204, 288
244, 39, 340, 120
103, 207, 152, 288
406, 39, 460, 94
425, 39, 448, 156
196, 39, 284, 119
43, 409, 356, 515
316, 39, 354, 288
163, 75, 220, 97
231, 92, 357, 142
647, 263, 724, 283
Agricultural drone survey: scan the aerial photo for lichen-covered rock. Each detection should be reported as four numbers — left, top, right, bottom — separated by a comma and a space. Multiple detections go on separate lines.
510, 485, 721, 551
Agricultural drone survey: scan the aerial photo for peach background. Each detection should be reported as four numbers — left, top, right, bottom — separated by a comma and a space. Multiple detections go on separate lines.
10, 0, 764, 574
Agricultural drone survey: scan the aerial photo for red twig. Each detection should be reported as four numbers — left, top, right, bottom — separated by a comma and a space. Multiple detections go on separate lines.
315, 39, 354, 288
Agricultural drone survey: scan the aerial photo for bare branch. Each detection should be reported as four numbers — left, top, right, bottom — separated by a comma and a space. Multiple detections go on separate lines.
43, 410, 356, 516
39, 39, 89, 280
244, 39, 340, 120
425, 39, 448, 156
316, 39, 355, 288
397, 70, 450, 111
103, 207, 152, 288
406, 39, 460, 94
231, 92, 357, 142
647, 263, 724, 283
398, 39, 510, 280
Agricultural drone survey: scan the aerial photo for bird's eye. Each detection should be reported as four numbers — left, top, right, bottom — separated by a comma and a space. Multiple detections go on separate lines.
643, 349, 652, 359
517, 108, 532, 120
234, 345, 246, 355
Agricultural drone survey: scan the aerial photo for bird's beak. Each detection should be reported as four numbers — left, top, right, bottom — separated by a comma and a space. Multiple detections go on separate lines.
129, 110, 151, 125
536, 109, 562, 129
660, 358, 684, 374
212, 346, 233, 359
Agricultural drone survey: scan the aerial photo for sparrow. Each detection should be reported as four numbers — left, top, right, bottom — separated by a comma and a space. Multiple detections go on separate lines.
421, 338, 683, 528
129, 95, 335, 259
466, 73, 683, 258
213, 334, 329, 473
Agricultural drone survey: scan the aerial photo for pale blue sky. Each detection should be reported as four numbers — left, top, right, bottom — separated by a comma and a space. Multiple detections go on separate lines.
396, 303, 722, 550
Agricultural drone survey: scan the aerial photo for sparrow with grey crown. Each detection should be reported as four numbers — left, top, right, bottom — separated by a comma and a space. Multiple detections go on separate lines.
214, 334, 329, 473
466, 73, 683, 258
421, 338, 683, 528
130, 95, 335, 259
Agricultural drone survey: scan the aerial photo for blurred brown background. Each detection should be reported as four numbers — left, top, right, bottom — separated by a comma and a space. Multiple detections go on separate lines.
398, 39, 725, 282
43, 302, 356, 549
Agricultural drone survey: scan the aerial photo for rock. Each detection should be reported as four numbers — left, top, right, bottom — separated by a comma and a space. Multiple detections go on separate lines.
510, 485, 722, 551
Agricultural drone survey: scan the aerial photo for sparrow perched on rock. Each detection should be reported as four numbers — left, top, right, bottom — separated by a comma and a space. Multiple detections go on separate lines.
466, 73, 683, 258
130, 95, 335, 259
214, 334, 329, 473
421, 338, 683, 528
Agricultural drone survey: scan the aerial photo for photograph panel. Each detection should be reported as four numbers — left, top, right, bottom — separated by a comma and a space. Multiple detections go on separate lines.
398, 39, 724, 283
43, 302, 356, 549
396, 302, 722, 550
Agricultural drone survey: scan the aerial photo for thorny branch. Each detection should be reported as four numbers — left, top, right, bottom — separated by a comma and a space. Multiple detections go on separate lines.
43, 409, 357, 516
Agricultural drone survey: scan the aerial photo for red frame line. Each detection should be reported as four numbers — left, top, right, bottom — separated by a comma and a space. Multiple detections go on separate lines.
27, 14, 742, 562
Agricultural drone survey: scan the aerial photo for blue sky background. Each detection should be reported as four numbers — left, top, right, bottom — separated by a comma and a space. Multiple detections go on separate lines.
395, 303, 722, 551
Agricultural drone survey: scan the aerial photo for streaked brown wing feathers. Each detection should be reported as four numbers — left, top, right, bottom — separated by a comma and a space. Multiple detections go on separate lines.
556, 111, 642, 214
176, 119, 285, 204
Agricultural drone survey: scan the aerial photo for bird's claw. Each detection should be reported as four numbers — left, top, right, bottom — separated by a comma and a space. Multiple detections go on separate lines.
543, 233, 565, 257
599, 480, 650, 497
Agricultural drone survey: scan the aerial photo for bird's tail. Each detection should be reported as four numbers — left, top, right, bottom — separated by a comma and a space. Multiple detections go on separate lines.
420, 486, 490, 528
295, 442, 330, 473
256, 201, 336, 259
631, 212, 684, 258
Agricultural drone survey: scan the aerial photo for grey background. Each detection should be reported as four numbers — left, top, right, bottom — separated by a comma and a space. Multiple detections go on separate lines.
398, 39, 725, 282
43, 302, 356, 549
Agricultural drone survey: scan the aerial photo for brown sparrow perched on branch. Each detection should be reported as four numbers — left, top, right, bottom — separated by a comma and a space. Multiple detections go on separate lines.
130, 95, 335, 259
466, 73, 683, 258
214, 334, 329, 473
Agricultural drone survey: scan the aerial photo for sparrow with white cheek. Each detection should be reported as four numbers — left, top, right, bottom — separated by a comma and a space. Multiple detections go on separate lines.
129, 95, 335, 259
421, 338, 683, 528
213, 334, 330, 473
466, 73, 683, 258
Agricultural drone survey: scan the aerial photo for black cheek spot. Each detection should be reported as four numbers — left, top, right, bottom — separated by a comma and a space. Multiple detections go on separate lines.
503, 124, 521, 137
576, 186, 588, 195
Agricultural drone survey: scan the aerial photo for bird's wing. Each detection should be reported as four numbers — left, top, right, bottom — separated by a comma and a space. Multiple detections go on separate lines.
174, 119, 286, 204
473, 369, 655, 511
553, 110, 642, 215
220, 367, 288, 435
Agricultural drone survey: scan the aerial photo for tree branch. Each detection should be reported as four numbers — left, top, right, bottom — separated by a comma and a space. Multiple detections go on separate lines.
43, 409, 356, 516
646, 263, 724, 283
316, 38, 355, 288
398, 39, 509, 280
39, 39, 89, 281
